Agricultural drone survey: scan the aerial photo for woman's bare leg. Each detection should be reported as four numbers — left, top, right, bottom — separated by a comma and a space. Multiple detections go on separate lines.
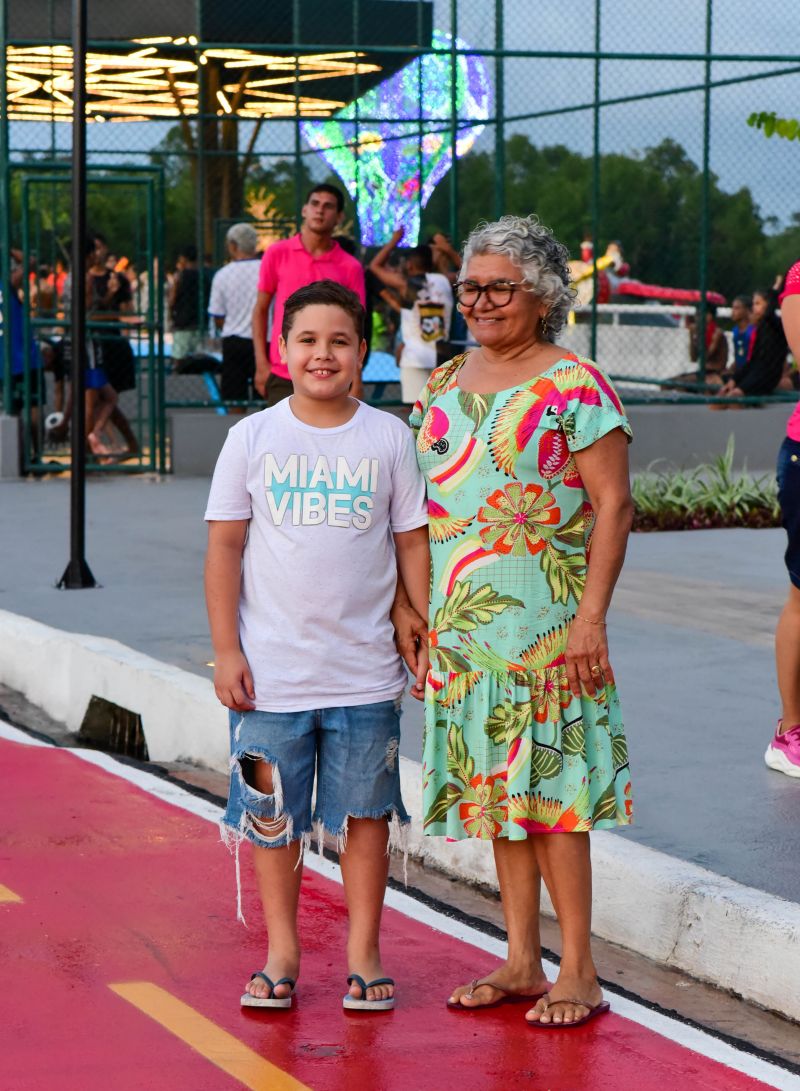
449, 838, 548, 1008
527, 832, 603, 1025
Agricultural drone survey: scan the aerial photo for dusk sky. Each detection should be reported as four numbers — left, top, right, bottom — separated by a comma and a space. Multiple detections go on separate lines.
8, 0, 798, 227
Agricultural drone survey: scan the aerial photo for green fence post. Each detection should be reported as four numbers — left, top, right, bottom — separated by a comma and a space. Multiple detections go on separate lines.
698, 0, 713, 386
0, 0, 12, 417
448, 0, 459, 244
494, 0, 505, 221
293, 0, 302, 229
590, 0, 601, 362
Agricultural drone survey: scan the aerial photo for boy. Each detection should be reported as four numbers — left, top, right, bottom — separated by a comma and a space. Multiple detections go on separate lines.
204, 280, 430, 1012
368, 227, 454, 405
730, 294, 754, 375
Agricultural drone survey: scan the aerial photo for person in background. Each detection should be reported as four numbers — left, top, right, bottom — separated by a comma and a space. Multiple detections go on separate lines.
687, 302, 728, 384
765, 261, 800, 778
169, 244, 206, 362
252, 184, 365, 407
368, 228, 453, 405
55, 237, 119, 457
716, 288, 787, 403
1, 250, 44, 454
208, 224, 262, 411
730, 295, 754, 375
87, 232, 139, 457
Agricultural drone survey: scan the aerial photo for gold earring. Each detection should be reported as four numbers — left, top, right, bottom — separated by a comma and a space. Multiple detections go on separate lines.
540, 314, 549, 340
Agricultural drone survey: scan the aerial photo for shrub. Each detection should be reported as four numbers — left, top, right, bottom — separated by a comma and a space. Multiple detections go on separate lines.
631, 437, 780, 532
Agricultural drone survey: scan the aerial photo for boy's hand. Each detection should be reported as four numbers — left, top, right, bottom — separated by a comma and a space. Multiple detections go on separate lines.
409, 641, 429, 701
391, 600, 427, 674
214, 650, 256, 711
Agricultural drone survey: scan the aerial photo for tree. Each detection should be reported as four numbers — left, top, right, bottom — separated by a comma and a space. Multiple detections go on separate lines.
421, 133, 788, 301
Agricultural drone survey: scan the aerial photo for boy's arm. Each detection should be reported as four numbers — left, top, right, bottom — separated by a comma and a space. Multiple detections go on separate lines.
393, 526, 431, 699
205, 519, 255, 711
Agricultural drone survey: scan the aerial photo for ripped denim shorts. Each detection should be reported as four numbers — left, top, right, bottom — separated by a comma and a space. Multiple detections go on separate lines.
222, 699, 410, 855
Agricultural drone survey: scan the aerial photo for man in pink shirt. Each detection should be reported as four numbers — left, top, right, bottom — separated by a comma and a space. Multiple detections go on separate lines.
252, 184, 366, 405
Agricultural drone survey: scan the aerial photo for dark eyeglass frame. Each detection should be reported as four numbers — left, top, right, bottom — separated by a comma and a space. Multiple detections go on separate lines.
454, 279, 525, 307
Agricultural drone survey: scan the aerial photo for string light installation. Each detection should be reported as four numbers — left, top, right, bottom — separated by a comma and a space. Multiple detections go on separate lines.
5, 41, 382, 121
301, 31, 491, 245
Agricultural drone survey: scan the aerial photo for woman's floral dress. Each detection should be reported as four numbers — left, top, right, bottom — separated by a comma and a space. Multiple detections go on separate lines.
410, 352, 633, 840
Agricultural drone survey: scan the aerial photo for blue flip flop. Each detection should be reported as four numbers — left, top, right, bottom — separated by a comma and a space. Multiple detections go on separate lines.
241, 972, 296, 1009
343, 974, 395, 1011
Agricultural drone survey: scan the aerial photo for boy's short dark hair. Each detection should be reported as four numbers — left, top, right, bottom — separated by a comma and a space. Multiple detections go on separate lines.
733, 294, 752, 308
282, 279, 365, 341
305, 183, 345, 213
180, 243, 198, 262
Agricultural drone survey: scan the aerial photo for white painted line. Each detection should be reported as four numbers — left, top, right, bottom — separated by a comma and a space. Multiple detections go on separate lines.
0, 722, 51, 746
2, 717, 797, 1091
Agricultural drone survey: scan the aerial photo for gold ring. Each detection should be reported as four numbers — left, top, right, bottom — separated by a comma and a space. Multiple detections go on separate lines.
590, 665, 602, 675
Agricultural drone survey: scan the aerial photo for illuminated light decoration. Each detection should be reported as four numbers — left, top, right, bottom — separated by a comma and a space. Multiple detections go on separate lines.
301, 31, 492, 245
4, 43, 384, 122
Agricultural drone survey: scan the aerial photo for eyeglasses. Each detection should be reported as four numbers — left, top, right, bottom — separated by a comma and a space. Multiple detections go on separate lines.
454, 279, 524, 307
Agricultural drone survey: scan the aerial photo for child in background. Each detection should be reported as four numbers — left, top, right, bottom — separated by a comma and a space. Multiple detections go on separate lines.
204, 280, 430, 1012
730, 295, 754, 375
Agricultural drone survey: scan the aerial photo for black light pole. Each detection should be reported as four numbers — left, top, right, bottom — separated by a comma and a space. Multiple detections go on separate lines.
58, 0, 96, 588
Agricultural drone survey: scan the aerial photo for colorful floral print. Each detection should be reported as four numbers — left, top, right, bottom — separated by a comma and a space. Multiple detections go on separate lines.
411, 352, 633, 841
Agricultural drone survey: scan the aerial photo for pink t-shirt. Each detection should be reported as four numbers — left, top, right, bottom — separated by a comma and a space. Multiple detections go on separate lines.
257, 235, 366, 379
780, 261, 800, 441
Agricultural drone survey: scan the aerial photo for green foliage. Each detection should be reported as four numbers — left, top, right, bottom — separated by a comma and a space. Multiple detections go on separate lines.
631, 437, 781, 531
748, 112, 800, 143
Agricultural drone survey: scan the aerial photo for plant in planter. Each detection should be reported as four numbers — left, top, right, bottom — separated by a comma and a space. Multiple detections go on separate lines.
631, 437, 780, 531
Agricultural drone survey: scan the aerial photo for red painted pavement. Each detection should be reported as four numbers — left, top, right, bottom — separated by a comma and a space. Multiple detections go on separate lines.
0, 737, 776, 1091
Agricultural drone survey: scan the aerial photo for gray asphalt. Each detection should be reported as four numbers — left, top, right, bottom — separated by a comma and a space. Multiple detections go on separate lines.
2, 474, 798, 903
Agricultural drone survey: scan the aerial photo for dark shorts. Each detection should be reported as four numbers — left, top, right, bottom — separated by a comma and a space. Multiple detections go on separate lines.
264, 371, 293, 408
777, 436, 800, 589
95, 337, 136, 393
220, 336, 255, 401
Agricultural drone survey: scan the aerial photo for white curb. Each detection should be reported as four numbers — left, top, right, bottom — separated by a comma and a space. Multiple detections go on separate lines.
2, 606, 798, 1023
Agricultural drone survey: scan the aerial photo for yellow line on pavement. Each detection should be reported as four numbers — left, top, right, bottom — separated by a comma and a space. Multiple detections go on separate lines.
109, 982, 312, 1091
0, 884, 22, 903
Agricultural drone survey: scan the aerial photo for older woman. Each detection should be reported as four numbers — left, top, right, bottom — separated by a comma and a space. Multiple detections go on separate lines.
409, 215, 634, 1027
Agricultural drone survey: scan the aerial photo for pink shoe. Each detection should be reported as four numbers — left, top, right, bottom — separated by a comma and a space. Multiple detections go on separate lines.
764, 722, 800, 778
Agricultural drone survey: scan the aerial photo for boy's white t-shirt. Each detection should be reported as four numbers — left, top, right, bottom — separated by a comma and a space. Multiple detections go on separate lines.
399, 272, 454, 371
204, 399, 428, 712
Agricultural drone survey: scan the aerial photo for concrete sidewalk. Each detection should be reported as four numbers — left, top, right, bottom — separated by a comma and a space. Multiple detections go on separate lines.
2, 474, 799, 1019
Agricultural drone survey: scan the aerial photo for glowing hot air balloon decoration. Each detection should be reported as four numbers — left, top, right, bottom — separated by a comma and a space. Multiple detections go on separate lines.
301, 31, 492, 245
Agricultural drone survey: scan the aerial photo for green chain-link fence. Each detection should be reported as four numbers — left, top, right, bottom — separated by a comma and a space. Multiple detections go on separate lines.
1, 0, 798, 472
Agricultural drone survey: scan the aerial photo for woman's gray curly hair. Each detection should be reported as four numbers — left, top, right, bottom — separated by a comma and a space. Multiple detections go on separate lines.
460, 214, 576, 342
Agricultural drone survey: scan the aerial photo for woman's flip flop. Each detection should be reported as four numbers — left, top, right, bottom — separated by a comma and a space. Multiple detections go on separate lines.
342, 974, 395, 1011
527, 996, 610, 1029
240, 972, 296, 1009
447, 977, 548, 1011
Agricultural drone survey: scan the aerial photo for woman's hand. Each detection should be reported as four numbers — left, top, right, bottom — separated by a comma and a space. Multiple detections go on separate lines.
564, 616, 614, 699
214, 650, 256, 711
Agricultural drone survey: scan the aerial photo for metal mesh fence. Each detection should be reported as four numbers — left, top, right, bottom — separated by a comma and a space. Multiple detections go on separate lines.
1, 0, 799, 471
